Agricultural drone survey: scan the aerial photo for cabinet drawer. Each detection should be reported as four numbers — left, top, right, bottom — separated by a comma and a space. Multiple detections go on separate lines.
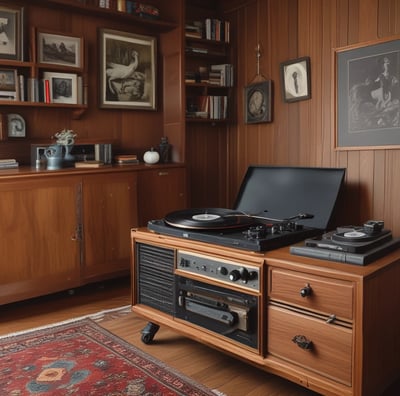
268, 305, 353, 386
269, 268, 354, 321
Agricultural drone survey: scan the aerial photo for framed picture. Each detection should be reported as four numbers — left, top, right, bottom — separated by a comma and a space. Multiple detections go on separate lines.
0, 4, 24, 60
43, 71, 77, 104
0, 68, 18, 100
335, 36, 400, 149
244, 80, 272, 124
99, 28, 156, 110
37, 29, 83, 68
280, 57, 311, 102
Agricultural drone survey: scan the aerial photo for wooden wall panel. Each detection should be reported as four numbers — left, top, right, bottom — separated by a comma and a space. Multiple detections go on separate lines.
224, 0, 400, 237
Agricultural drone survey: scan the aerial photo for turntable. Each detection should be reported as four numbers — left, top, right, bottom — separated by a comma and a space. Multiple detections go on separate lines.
290, 220, 400, 265
148, 166, 346, 252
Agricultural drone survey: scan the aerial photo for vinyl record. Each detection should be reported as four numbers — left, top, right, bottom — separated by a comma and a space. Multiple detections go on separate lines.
332, 228, 385, 242
164, 208, 255, 230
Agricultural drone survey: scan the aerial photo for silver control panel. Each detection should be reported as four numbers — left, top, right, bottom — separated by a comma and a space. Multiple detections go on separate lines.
177, 250, 260, 292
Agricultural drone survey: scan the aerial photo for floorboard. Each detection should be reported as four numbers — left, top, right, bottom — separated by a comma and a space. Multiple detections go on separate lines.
1, 277, 398, 396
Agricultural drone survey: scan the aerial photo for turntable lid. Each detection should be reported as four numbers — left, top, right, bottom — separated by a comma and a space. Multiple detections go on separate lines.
234, 166, 345, 230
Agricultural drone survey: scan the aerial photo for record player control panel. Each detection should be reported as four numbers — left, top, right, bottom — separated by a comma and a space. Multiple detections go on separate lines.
177, 250, 260, 292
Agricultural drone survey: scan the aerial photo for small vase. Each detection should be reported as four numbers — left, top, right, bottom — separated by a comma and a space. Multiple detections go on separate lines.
63, 144, 75, 167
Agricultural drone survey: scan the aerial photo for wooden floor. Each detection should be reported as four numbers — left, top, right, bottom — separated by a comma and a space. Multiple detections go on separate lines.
1, 277, 398, 396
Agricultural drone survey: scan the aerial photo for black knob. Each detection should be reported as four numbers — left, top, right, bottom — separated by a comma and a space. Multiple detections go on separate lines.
300, 284, 312, 297
229, 269, 241, 281
218, 266, 228, 276
248, 271, 258, 280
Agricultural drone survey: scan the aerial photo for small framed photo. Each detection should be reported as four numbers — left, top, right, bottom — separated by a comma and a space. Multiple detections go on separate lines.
99, 28, 156, 110
280, 57, 311, 102
43, 71, 77, 104
0, 68, 18, 100
37, 29, 83, 68
244, 80, 272, 124
0, 4, 24, 60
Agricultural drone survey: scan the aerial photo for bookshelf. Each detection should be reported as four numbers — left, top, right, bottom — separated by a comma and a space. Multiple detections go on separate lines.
184, 17, 232, 122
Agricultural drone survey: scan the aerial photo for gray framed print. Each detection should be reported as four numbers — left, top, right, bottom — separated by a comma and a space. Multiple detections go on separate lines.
0, 4, 24, 61
335, 36, 400, 149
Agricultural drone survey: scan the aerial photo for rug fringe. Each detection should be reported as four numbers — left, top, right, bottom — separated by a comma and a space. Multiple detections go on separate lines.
0, 305, 132, 340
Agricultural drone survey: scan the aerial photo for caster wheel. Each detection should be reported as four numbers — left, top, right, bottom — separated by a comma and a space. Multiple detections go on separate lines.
141, 333, 154, 344
140, 322, 160, 344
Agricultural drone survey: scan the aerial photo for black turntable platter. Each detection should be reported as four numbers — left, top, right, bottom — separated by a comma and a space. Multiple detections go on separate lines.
164, 208, 256, 230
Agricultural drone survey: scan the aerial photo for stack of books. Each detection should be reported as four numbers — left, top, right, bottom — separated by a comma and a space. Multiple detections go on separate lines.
114, 154, 139, 165
74, 160, 105, 168
0, 159, 19, 169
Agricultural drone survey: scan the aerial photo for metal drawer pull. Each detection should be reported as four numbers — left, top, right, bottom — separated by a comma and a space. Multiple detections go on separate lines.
292, 335, 313, 350
300, 283, 312, 297
326, 314, 336, 324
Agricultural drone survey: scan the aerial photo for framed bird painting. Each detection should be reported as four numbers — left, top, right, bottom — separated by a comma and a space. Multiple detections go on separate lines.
99, 28, 157, 110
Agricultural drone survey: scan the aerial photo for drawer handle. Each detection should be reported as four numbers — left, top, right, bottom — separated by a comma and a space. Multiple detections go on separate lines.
300, 283, 312, 297
292, 335, 313, 350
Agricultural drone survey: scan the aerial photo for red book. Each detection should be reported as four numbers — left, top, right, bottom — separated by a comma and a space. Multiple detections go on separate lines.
44, 79, 50, 103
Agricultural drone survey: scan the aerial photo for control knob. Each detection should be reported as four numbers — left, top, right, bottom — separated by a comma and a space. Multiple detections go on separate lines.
229, 267, 256, 283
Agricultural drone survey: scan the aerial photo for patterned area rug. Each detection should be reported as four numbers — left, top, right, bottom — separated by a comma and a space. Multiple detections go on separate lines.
0, 312, 219, 396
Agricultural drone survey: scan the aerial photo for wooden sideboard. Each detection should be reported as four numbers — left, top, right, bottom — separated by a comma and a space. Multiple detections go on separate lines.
131, 228, 400, 396
0, 164, 186, 305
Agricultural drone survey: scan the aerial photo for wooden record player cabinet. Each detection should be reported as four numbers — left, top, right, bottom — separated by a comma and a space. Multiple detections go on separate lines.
131, 228, 400, 396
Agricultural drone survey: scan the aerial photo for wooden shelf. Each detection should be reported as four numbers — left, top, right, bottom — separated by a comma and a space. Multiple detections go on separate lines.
38, 0, 178, 32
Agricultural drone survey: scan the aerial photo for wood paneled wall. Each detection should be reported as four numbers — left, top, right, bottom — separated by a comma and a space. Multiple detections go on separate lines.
223, 0, 400, 235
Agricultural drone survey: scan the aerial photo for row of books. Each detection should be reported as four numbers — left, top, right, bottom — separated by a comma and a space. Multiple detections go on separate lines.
185, 64, 233, 87
0, 159, 19, 169
3, 75, 85, 105
95, 0, 159, 18
185, 19, 230, 43
187, 95, 228, 120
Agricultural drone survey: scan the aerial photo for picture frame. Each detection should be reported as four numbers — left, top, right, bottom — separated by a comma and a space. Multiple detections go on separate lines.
43, 71, 77, 104
335, 36, 400, 149
244, 80, 272, 124
36, 29, 83, 68
0, 4, 24, 61
99, 28, 156, 110
0, 68, 18, 100
280, 57, 311, 102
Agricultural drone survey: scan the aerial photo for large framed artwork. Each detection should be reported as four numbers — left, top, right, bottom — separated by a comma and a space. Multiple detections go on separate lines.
99, 28, 156, 110
0, 4, 24, 60
335, 36, 400, 149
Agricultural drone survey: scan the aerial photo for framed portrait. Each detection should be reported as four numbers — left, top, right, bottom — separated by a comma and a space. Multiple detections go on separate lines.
280, 57, 311, 102
99, 28, 156, 110
37, 29, 83, 68
244, 80, 272, 124
335, 36, 400, 149
0, 4, 24, 60
0, 68, 18, 100
43, 71, 77, 104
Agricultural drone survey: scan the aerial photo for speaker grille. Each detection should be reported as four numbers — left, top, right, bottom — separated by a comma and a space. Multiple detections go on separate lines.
136, 243, 175, 315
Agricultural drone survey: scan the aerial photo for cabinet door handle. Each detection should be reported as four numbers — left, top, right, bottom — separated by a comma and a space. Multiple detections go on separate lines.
292, 335, 313, 350
158, 171, 169, 176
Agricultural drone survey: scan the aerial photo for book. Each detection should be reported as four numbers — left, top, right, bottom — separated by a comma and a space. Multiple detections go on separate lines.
0, 162, 19, 169
74, 160, 105, 168
0, 159, 17, 163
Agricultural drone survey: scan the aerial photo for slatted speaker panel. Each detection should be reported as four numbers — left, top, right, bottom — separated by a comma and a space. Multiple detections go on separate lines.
136, 243, 175, 315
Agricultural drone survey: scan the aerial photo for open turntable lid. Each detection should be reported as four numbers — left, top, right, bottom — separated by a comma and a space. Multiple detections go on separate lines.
234, 166, 345, 230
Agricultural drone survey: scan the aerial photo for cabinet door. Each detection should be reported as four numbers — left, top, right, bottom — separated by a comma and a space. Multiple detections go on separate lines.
82, 172, 138, 280
0, 177, 81, 305
137, 167, 187, 226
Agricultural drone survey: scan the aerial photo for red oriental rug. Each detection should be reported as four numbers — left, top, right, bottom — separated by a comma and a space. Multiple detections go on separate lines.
0, 317, 219, 396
